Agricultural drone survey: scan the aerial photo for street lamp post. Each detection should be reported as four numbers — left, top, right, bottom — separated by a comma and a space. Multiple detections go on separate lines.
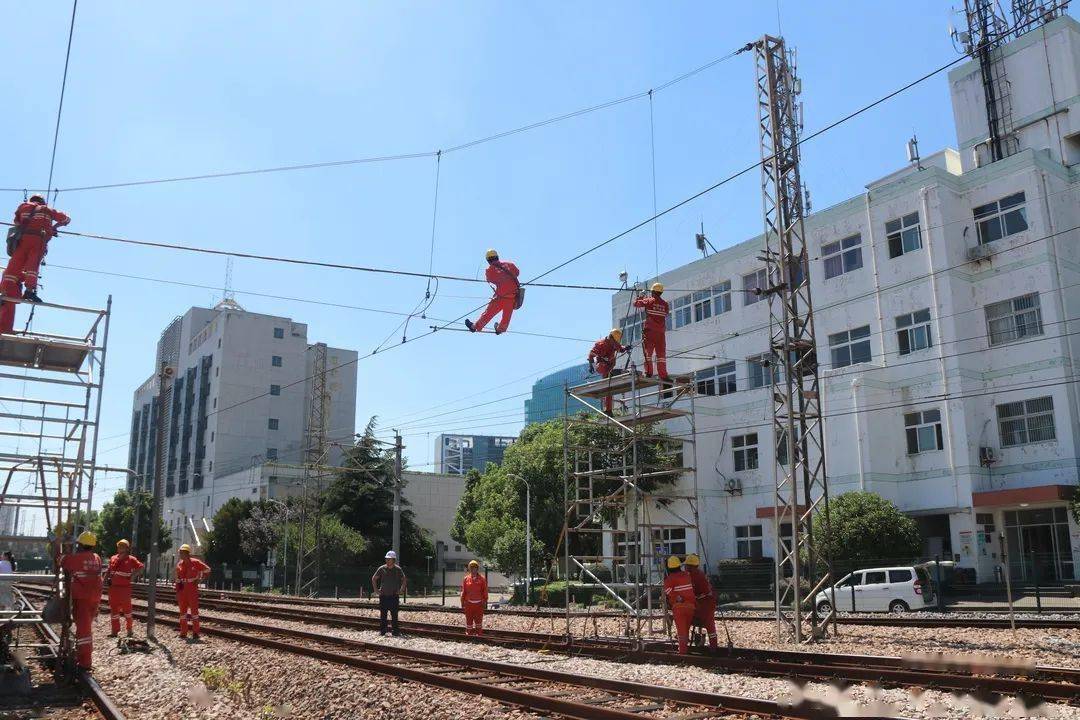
267, 499, 289, 594
508, 473, 531, 591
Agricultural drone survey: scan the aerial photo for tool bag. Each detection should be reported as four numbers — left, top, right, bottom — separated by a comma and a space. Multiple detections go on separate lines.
6, 206, 39, 257
494, 262, 525, 309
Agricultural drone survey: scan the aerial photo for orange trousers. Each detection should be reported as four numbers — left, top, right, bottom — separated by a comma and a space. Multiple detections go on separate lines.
694, 598, 719, 649
474, 295, 515, 333
0, 234, 45, 333
109, 587, 134, 634
177, 585, 201, 636
596, 362, 615, 413
642, 330, 667, 379
463, 603, 485, 636
671, 604, 695, 655
72, 597, 97, 669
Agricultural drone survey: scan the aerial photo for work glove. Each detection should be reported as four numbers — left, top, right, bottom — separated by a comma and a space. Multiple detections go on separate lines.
588, 361, 595, 374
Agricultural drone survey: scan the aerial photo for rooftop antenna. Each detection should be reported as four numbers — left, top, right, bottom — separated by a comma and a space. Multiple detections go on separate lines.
695, 222, 719, 258
215, 257, 244, 311
906, 133, 925, 170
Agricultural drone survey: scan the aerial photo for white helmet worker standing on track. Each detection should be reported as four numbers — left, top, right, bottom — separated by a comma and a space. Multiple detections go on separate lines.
372, 550, 407, 637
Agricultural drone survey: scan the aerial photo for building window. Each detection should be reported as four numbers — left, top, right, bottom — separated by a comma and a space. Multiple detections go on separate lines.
454, 545, 462, 552
974, 192, 1028, 245
210, 431, 214, 442
822, 234, 863, 279
735, 525, 763, 559
733, 433, 758, 471
776, 429, 789, 466
273, 327, 285, 339
271, 355, 282, 367
747, 354, 779, 389
266, 448, 278, 460
696, 361, 736, 396
619, 311, 644, 347
672, 296, 692, 328
998, 396, 1056, 447
886, 212, 922, 258
268, 418, 279, 430
905, 408, 943, 454
986, 293, 1043, 346
896, 309, 932, 355
213, 398, 217, 409
743, 268, 767, 305
270, 384, 281, 396
828, 325, 871, 368
710, 281, 732, 316
217, 338, 221, 348
652, 527, 687, 556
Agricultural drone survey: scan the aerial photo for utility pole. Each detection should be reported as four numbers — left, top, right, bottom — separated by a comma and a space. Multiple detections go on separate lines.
145, 363, 174, 640
392, 432, 402, 558
755, 35, 833, 643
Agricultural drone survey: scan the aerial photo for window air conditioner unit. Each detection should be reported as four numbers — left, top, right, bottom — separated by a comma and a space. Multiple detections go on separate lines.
724, 477, 743, 496
979, 446, 997, 466
967, 243, 994, 263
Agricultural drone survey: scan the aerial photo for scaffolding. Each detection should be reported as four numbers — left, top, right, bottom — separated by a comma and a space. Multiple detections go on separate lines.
562, 367, 699, 643
0, 296, 112, 674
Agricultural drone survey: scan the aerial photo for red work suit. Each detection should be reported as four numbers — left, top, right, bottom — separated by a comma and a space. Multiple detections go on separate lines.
687, 566, 718, 649
632, 295, 670, 379
107, 553, 144, 635
588, 336, 628, 413
663, 569, 696, 655
175, 557, 210, 637
60, 550, 103, 669
460, 572, 488, 636
1, 201, 70, 333
473, 260, 520, 333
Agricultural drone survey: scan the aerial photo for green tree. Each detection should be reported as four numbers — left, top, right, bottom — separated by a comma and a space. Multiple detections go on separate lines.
811, 491, 922, 571
451, 416, 677, 576
321, 417, 433, 566
206, 498, 264, 566
92, 490, 172, 559
239, 500, 288, 563
282, 514, 368, 568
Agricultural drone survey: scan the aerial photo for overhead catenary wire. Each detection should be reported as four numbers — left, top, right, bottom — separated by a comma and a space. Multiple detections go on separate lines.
45, 0, 78, 201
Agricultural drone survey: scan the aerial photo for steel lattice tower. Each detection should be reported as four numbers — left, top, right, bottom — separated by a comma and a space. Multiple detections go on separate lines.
754, 35, 834, 643
295, 342, 330, 595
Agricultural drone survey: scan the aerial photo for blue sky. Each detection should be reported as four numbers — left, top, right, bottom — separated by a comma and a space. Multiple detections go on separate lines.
1, 2, 984, 507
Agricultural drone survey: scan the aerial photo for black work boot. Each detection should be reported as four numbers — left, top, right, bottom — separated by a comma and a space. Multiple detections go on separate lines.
494, 326, 504, 335
465, 319, 476, 332
22, 289, 42, 304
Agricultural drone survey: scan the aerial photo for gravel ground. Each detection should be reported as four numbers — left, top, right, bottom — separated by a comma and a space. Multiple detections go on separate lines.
190, 604, 1080, 719
89, 615, 546, 720
215, 600, 1080, 669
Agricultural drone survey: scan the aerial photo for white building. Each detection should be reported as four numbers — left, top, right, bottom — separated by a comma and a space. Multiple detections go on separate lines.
127, 302, 357, 549
614, 15, 1080, 583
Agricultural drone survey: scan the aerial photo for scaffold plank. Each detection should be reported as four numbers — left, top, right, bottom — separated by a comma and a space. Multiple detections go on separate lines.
0, 334, 91, 373
619, 405, 690, 426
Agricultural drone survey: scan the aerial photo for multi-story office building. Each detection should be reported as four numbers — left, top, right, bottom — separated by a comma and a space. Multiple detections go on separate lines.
127, 302, 357, 548
433, 434, 515, 475
524, 363, 591, 424
615, 15, 1080, 582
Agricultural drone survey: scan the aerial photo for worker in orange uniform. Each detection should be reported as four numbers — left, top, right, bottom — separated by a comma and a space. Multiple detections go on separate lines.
1, 195, 70, 334
588, 328, 630, 415
662, 555, 696, 655
106, 539, 144, 638
174, 544, 210, 641
60, 531, 103, 670
460, 560, 489, 636
465, 249, 520, 335
632, 283, 670, 380
684, 553, 718, 651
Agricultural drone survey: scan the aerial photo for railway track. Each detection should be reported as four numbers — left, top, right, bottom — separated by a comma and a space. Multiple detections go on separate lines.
21, 584, 1075, 708
124, 581, 1080, 630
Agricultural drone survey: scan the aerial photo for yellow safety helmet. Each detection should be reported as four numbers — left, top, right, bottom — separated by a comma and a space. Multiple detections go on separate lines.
666, 555, 682, 570
485, 249, 499, 261
179, 544, 192, 553
610, 328, 623, 343
76, 531, 97, 548
116, 539, 130, 549
650, 282, 664, 293
468, 560, 479, 568
684, 553, 700, 567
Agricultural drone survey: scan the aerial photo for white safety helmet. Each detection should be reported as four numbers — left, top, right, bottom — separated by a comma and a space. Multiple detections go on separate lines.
385, 550, 398, 560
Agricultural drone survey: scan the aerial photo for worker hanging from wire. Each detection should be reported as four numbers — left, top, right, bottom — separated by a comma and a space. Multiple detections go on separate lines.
632, 282, 670, 381
1, 195, 70, 334
663, 555, 696, 655
174, 544, 210, 641
106, 539, 144, 638
60, 531, 102, 670
465, 249, 521, 335
460, 559, 488, 636
587, 328, 630, 415
684, 553, 718, 652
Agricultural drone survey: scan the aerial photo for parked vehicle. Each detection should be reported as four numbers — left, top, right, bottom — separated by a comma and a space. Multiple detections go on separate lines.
815, 566, 934, 614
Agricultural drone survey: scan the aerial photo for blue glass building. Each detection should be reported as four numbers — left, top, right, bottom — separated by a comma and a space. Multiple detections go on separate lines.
524, 363, 591, 425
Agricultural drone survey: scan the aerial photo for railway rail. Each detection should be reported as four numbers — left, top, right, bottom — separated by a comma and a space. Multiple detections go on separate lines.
20, 584, 1077, 708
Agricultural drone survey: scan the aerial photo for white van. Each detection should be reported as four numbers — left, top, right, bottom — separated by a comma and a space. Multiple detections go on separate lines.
814, 566, 934, 614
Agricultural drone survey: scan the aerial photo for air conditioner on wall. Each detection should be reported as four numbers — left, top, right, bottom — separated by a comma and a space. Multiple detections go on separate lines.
724, 477, 742, 496
967, 243, 994, 263
979, 446, 997, 466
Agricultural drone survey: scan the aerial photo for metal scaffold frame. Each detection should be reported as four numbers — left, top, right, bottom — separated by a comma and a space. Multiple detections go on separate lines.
0, 296, 113, 673
755, 35, 835, 643
561, 366, 699, 644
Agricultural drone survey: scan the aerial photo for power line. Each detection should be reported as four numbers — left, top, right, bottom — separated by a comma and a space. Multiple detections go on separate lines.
45, 0, 78, 200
